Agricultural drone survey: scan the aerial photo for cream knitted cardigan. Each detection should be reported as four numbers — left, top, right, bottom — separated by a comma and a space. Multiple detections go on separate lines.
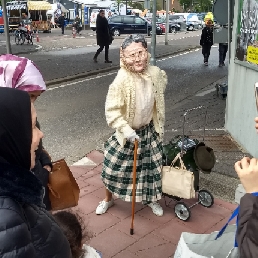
105, 65, 167, 147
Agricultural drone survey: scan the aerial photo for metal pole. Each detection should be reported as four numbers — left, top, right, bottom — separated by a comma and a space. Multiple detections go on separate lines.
228, 0, 231, 63
165, 0, 169, 45
150, 0, 157, 65
2, 0, 12, 54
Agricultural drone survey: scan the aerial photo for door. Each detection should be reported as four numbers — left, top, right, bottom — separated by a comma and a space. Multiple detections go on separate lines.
122, 16, 135, 34
134, 17, 147, 34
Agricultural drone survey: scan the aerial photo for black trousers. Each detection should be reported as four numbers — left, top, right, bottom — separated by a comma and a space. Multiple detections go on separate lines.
202, 44, 212, 62
94, 44, 109, 61
61, 25, 64, 34
219, 44, 228, 63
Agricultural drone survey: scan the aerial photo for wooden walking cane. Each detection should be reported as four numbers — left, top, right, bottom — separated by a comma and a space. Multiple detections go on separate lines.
130, 139, 138, 235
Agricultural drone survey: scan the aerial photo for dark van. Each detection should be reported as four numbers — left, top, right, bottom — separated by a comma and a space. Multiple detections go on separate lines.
108, 15, 162, 36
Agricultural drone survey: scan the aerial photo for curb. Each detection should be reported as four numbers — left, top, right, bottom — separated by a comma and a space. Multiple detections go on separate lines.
46, 45, 200, 87
5, 43, 42, 56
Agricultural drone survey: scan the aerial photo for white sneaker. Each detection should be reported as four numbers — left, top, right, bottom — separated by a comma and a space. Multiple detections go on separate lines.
96, 199, 114, 215
147, 202, 164, 216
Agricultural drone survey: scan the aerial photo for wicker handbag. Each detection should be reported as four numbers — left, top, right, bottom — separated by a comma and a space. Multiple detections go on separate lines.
48, 159, 80, 211
162, 153, 195, 199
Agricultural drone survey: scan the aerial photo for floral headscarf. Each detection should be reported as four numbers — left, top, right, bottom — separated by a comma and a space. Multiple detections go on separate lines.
0, 54, 46, 92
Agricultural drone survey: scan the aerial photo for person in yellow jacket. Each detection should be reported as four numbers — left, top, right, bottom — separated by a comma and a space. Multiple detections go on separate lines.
95, 34, 167, 217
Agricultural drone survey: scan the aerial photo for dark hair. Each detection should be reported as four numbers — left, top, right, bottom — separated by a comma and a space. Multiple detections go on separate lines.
99, 9, 104, 14
53, 211, 88, 258
121, 34, 147, 50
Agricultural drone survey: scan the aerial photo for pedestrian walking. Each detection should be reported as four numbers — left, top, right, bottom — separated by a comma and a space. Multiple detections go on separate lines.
93, 10, 112, 63
0, 54, 52, 211
58, 13, 65, 35
95, 34, 167, 217
0, 87, 71, 258
74, 14, 81, 35
200, 20, 214, 66
218, 43, 228, 67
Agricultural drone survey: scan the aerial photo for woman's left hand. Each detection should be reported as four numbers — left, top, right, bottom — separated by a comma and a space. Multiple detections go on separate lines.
235, 157, 258, 193
43, 165, 52, 172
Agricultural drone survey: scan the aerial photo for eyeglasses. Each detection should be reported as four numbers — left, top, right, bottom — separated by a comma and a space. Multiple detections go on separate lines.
123, 49, 147, 61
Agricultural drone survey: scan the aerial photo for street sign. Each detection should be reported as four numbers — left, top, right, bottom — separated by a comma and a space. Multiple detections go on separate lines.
144, 0, 150, 9
84, 6, 88, 25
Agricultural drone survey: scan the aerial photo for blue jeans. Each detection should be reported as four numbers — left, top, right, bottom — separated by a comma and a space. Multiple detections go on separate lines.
219, 44, 228, 63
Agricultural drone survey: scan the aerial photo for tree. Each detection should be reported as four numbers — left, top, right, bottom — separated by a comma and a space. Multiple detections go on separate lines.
180, 0, 212, 12
179, 0, 192, 11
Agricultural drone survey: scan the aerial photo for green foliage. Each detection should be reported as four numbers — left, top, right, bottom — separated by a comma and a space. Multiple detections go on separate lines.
179, 0, 212, 12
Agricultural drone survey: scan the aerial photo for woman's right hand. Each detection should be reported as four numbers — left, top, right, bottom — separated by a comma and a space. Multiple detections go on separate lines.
235, 157, 258, 193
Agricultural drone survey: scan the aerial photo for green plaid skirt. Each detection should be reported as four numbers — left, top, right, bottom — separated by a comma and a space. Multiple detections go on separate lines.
101, 121, 163, 203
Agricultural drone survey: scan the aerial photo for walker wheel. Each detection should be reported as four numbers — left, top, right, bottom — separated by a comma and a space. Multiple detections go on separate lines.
174, 202, 191, 221
198, 190, 214, 208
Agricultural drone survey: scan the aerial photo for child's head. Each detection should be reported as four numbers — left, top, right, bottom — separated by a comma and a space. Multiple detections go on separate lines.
53, 211, 86, 258
206, 20, 213, 27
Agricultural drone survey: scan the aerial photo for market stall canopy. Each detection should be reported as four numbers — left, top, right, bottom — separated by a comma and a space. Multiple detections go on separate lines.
46, 3, 68, 15
27, 1, 52, 11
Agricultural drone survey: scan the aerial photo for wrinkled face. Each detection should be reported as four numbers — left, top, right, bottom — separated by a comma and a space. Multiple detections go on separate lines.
28, 90, 43, 103
122, 42, 148, 73
30, 103, 44, 169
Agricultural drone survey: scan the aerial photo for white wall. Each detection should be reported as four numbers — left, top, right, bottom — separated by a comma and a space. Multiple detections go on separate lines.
225, 0, 258, 157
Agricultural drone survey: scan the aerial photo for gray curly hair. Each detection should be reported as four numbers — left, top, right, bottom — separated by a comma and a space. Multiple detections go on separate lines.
121, 34, 147, 50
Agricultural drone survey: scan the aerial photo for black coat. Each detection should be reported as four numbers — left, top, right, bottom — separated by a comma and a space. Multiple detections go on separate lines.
58, 16, 65, 26
200, 27, 213, 46
31, 120, 52, 210
96, 14, 111, 46
0, 161, 72, 258
237, 193, 258, 258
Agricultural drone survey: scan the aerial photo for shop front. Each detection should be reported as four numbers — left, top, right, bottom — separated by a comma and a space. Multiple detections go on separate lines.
226, 0, 258, 157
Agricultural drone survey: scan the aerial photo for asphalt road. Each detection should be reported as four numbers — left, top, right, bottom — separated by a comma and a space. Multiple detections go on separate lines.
35, 46, 228, 165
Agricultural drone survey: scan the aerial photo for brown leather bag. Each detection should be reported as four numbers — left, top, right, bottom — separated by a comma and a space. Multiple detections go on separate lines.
48, 159, 80, 211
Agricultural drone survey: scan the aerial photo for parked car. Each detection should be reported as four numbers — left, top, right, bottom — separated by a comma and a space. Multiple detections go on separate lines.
185, 13, 200, 31
108, 15, 163, 36
146, 17, 165, 34
168, 15, 186, 32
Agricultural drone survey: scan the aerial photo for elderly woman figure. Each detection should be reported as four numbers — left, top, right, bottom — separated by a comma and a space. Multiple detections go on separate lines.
0, 87, 71, 257
96, 34, 167, 216
0, 54, 52, 210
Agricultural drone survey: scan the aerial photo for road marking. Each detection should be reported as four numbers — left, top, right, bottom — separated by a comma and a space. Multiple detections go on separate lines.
195, 87, 216, 96
47, 48, 201, 90
47, 72, 117, 91
164, 128, 225, 132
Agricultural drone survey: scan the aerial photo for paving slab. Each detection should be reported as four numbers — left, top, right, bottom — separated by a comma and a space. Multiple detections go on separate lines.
70, 155, 238, 258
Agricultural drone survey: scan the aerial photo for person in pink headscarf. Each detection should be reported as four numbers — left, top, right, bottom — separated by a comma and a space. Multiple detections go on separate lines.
0, 54, 52, 210
0, 54, 46, 102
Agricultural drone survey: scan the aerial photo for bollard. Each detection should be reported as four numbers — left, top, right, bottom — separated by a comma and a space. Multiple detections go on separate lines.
36, 30, 39, 42
72, 26, 76, 38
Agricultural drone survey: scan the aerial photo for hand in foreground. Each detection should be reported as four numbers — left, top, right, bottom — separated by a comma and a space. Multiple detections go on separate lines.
127, 131, 139, 143
255, 117, 258, 132
43, 165, 52, 172
235, 157, 258, 193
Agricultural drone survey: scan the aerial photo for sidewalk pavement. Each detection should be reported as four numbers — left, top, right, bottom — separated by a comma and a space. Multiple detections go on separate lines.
69, 150, 237, 258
